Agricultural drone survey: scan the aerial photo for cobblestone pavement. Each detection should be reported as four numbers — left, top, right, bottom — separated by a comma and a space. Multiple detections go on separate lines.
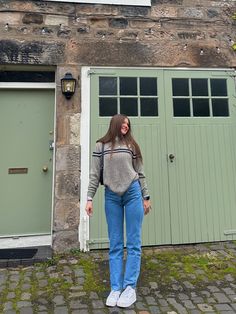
1, 241, 236, 313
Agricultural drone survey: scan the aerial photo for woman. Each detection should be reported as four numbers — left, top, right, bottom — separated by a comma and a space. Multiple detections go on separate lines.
85, 114, 151, 308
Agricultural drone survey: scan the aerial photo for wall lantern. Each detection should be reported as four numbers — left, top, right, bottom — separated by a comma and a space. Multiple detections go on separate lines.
61, 72, 76, 99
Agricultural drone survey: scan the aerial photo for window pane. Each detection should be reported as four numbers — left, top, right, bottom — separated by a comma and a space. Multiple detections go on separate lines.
0, 71, 55, 82
120, 98, 138, 116
99, 98, 117, 116
193, 99, 210, 116
99, 77, 117, 95
120, 77, 137, 95
140, 78, 157, 96
191, 79, 208, 96
141, 98, 158, 116
211, 79, 227, 96
212, 99, 229, 116
173, 98, 190, 117
172, 79, 189, 96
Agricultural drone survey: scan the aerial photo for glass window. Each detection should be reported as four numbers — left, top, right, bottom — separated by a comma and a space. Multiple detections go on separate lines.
99, 98, 117, 116
120, 77, 137, 95
193, 99, 210, 116
120, 98, 138, 116
141, 98, 158, 116
172, 79, 189, 96
212, 99, 229, 116
99, 77, 117, 95
140, 78, 157, 96
173, 99, 190, 117
0, 71, 55, 82
211, 79, 227, 96
191, 79, 208, 96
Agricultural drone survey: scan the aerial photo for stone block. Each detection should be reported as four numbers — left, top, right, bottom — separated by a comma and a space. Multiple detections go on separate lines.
22, 13, 43, 24
56, 115, 70, 146
90, 18, 108, 28
53, 229, 79, 252
119, 6, 149, 17
109, 18, 128, 29
45, 15, 69, 26
0, 39, 65, 65
130, 20, 156, 29
76, 4, 118, 16
0, 12, 22, 24
56, 145, 80, 172
55, 172, 80, 199
182, 8, 204, 19
151, 6, 178, 18
54, 200, 80, 231
70, 114, 81, 145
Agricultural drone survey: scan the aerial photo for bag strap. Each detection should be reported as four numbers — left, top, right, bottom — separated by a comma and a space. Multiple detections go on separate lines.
100, 143, 105, 185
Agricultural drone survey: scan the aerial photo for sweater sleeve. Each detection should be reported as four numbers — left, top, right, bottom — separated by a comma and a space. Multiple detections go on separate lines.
133, 155, 150, 199
87, 142, 102, 199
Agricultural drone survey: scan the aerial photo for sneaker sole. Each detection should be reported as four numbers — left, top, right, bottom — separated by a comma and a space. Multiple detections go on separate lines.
117, 297, 136, 308
106, 301, 117, 307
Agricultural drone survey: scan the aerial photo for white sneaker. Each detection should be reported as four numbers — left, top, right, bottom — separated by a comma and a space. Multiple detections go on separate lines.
106, 290, 121, 307
117, 286, 136, 308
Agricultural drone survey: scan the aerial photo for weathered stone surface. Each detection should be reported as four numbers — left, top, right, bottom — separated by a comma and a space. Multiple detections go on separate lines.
53, 229, 79, 252
0, 12, 22, 24
45, 15, 69, 26
22, 13, 43, 24
70, 114, 81, 145
109, 18, 128, 29
0, 40, 65, 64
119, 6, 149, 17
55, 173, 80, 199
56, 146, 80, 172
151, 6, 178, 18
54, 200, 80, 231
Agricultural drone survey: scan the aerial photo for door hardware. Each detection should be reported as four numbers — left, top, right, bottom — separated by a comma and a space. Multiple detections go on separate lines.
169, 154, 175, 162
49, 140, 54, 150
42, 166, 48, 172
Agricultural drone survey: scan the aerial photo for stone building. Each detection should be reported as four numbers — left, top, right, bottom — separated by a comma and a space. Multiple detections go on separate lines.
0, 0, 235, 257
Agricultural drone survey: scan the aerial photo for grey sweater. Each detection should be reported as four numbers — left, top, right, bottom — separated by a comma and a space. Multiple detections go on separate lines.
87, 140, 149, 199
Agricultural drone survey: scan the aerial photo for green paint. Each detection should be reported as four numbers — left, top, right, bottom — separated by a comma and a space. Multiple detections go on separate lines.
0, 89, 54, 236
89, 69, 236, 248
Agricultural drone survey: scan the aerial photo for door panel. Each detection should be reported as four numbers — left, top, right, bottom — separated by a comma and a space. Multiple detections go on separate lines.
0, 89, 54, 236
165, 70, 236, 243
89, 70, 171, 249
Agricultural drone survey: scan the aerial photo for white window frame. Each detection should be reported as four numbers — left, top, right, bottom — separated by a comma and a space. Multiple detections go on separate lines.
47, 0, 151, 6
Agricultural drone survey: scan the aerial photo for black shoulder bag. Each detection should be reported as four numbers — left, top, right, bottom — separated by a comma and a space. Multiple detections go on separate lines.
99, 143, 105, 185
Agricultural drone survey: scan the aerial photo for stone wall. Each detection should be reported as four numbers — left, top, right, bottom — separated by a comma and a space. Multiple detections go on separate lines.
0, 0, 235, 252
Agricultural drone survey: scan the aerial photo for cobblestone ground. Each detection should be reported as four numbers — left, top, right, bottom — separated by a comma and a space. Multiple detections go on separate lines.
1, 242, 236, 313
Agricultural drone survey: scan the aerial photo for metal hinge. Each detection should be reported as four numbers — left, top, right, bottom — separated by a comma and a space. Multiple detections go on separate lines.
87, 70, 116, 76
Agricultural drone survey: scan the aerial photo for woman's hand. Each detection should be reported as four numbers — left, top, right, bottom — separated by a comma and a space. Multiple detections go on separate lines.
143, 199, 151, 215
85, 200, 93, 216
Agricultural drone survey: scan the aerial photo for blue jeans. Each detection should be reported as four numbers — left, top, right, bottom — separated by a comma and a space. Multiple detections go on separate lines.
105, 180, 144, 291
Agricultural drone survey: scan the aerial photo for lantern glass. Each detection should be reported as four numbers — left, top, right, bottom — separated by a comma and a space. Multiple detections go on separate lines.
61, 73, 76, 99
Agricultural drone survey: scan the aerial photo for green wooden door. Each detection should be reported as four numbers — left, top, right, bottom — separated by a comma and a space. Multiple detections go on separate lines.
0, 89, 54, 237
164, 70, 236, 243
89, 68, 236, 249
89, 69, 171, 249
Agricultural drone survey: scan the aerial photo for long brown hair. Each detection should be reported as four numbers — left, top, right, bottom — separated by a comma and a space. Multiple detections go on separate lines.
97, 114, 142, 161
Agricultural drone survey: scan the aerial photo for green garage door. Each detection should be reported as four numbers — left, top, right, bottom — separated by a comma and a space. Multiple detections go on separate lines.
89, 69, 236, 249
0, 89, 54, 237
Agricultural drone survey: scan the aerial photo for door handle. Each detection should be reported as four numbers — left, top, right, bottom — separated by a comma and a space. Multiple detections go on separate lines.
169, 154, 175, 162
42, 166, 48, 172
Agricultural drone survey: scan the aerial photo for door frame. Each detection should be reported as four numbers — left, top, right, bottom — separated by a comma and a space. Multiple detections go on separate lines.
79, 66, 235, 251
0, 82, 56, 248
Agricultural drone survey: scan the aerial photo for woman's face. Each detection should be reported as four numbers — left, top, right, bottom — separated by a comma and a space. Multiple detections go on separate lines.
121, 118, 129, 135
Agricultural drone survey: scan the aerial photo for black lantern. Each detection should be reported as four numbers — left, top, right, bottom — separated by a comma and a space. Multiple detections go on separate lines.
61, 72, 76, 99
